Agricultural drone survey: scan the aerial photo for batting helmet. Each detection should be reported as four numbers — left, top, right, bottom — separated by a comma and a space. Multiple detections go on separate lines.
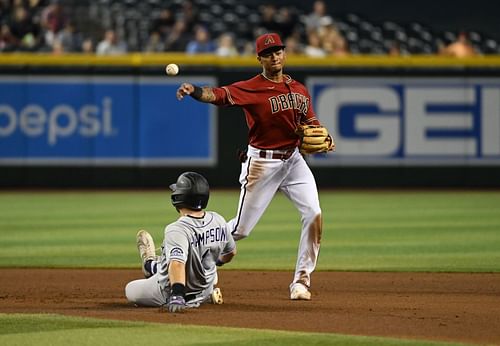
169, 172, 209, 210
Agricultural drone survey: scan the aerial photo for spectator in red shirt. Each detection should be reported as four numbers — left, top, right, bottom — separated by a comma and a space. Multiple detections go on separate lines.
40, 0, 68, 47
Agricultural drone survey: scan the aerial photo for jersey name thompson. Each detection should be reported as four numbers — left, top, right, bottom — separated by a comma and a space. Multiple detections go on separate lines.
191, 226, 228, 247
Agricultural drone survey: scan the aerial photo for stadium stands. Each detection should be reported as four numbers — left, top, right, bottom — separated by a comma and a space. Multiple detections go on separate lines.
1, 0, 499, 55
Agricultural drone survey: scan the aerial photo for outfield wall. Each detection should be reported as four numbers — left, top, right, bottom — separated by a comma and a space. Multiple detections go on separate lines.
1, 54, 500, 188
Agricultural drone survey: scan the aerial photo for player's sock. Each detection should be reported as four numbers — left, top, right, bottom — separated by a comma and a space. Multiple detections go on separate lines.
144, 260, 158, 275
144, 260, 158, 276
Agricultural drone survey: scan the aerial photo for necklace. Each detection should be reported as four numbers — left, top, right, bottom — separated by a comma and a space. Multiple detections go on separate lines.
261, 72, 282, 83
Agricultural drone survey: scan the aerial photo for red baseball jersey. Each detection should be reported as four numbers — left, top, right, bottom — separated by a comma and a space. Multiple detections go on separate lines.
211, 74, 320, 150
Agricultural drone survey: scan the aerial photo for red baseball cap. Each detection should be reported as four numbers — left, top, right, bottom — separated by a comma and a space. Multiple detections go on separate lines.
255, 33, 286, 56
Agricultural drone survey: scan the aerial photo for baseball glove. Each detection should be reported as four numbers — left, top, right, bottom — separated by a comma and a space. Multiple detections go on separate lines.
295, 124, 335, 155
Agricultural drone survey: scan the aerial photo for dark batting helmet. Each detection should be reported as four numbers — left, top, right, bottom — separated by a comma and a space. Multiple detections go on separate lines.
169, 172, 209, 210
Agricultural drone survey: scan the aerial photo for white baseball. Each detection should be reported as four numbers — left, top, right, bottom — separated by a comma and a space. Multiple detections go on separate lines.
166, 63, 179, 76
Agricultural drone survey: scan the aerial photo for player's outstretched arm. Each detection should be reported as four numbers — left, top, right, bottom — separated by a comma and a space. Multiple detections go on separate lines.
176, 83, 216, 103
166, 260, 188, 313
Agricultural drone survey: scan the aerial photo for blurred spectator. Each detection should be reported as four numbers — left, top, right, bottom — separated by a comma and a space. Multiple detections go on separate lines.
304, 31, 325, 57
80, 37, 94, 53
240, 41, 255, 56
0, 23, 18, 51
40, 0, 67, 47
317, 16, 337, 41
179, 0, 198, 33
303, 0, 328, 34
25, 0, 46, 21
325, 35, 349, 56
440, 31, 477, 57
145, 31, 165, 53
150, 8, 175, 39
388, 41, 403, 56
164, 19, 190, 52
185, 25, 215, 54
284, 35, 302, 55
8, 5, 40, 50
315, 15, 347, 56
322, 28, 348, 56
258, 4, 280, 34
96, 29, 127, 55
215, 33, 238, 57
58, 22, 82, 52
51, 37, 63, 54
275, 6, 299, 40
27, 0, 45, 11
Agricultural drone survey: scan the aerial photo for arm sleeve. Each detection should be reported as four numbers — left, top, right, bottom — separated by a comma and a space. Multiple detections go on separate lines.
221, 232, 236, 256
211, 82, 252, 107
164, 226, 189, 264
211, 87, 231, 106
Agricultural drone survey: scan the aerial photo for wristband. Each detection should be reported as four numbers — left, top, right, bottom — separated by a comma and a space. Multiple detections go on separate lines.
171, 283, 186, 297
190, 85, 203, 99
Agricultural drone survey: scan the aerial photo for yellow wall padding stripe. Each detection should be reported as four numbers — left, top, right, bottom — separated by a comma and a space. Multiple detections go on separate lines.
1, 53, 500, 67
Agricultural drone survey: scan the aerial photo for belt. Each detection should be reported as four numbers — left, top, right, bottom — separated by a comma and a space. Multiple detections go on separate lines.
259, 149, 294, 160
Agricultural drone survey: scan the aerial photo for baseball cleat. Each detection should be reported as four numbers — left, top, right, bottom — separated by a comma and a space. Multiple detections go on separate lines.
211, 287, 224, 305
290, 283, 311, 300
136, 230, 156, 278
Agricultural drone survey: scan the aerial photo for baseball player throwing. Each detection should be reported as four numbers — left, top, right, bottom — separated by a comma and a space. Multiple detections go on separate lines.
176, 33, 334, 300
125, 172, 236, 312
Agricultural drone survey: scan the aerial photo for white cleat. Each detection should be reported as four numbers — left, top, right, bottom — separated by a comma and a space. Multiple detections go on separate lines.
211, 287, 224, 305
290, 283, 311, 300
136, 230, 156, 278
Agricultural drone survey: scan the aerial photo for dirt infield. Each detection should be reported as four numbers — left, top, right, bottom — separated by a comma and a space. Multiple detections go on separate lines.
1, 269, 499, 345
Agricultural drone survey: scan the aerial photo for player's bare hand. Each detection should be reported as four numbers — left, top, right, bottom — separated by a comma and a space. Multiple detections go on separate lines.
176, 83, 194, 100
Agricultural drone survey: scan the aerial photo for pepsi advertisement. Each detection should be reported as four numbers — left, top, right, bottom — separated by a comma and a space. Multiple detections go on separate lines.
0, 76, 216, 166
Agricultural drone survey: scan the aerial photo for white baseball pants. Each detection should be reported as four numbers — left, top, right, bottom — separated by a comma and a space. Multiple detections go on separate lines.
125, 274, 166, 307
125, 272, 213, 308
227, 145, 323, 288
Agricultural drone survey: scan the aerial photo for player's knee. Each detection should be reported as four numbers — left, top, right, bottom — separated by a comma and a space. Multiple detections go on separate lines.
125, 281, 139, 304
303, 208, 321, 223
313, 207, 322, 217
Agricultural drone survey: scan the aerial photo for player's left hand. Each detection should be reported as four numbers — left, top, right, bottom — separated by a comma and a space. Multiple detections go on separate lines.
167, 295, 187, 313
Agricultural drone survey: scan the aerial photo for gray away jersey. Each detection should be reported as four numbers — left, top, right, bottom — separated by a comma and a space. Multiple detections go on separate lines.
157, 211, 235, 298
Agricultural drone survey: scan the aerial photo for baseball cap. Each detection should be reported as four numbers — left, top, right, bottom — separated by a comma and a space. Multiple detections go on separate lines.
255, 33, 286, 56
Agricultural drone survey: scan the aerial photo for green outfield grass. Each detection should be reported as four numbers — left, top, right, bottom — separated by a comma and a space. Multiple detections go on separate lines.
0, 314, 467, 346
1, 190, 499, 271
1, 190, 498, 346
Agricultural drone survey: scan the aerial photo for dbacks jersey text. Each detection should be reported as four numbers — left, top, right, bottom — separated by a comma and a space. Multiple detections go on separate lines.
211, 74, 320, 150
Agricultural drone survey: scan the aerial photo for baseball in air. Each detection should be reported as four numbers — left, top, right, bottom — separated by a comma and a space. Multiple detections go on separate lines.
166, 63, 179, 76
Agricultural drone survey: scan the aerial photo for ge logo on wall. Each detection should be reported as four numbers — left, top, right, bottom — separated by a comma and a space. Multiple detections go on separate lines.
307, 77, 500, 166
